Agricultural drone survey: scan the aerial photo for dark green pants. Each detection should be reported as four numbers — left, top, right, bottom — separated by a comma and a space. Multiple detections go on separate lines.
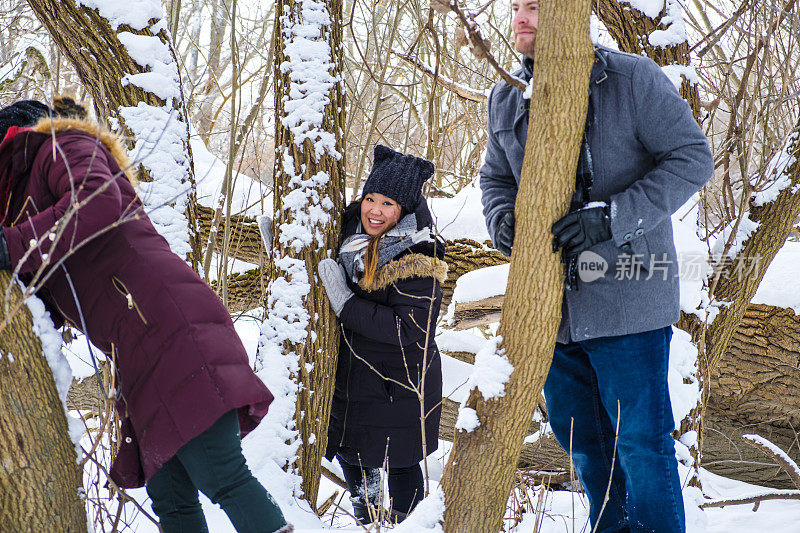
146, 410, 286, 533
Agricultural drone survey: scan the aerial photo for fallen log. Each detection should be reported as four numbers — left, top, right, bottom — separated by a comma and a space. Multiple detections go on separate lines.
450, 295, 503, 331
210, 269, 265, 314
196, 204, 265, 265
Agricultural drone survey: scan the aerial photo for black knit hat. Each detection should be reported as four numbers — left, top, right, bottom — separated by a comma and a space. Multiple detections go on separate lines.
0, 100, 52, 142
362, 145, 435, 212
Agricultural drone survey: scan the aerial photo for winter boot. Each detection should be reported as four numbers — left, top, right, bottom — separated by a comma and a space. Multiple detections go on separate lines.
350, 497, 373, 525
274, 526, 294, 533
389, 508, 409, 524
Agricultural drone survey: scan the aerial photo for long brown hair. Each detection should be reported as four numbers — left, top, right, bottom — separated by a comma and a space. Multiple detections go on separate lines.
360, 202, 404, 287
362, 233, 383, 287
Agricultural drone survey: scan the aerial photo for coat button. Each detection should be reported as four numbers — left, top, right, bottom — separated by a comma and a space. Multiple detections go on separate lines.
125, 437, 132, 444
634, 228, 644, 236
621, 243, 632, 252
623, 233, 633, 241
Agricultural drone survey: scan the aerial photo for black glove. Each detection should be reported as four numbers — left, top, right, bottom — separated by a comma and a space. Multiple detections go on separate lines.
551, 205, 612, 257
0, 230, 10, 271
494, 211, 515, 257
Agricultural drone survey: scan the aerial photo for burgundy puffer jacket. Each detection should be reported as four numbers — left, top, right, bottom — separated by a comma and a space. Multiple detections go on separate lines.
0, 119, 272, 488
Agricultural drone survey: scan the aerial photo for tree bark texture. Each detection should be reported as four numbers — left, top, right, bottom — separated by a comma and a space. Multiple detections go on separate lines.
0, 272, 87, 532
197, 204, 266, 265
440, 1, 594, 530
271, 0, 345, 509
26, 0, 201, 269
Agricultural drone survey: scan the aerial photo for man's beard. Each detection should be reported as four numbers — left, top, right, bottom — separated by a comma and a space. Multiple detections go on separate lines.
515, 35, 536, 58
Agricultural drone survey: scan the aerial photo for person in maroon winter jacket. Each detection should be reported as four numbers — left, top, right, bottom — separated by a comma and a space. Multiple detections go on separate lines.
0, 99, 291, 533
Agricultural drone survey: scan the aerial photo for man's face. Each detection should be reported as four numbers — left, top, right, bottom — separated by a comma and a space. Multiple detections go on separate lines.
511, 0, 539, 59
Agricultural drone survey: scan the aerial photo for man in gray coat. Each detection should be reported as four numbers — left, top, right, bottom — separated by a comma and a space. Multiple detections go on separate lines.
480, 2, 713, 532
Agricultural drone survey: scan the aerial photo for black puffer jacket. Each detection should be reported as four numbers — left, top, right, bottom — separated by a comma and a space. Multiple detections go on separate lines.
325, 199, 446, 469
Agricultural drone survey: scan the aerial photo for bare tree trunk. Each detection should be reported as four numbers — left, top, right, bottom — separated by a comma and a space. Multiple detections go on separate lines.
440, 1, 594, 530
270, 0, 345, 510
0, 272, 86, 532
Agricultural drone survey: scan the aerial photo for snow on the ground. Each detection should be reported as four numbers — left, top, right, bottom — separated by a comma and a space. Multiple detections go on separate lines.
61, 309, 800, 532
429, 179, 491, 242
440, 353, 474, 404
191, 134, 272, 217
452, 263, 509, 304
752, 240, 800, 313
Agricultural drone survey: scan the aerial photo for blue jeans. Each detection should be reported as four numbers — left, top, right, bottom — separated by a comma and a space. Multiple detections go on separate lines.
543, 326, 684, 533
146, 410, 287, 533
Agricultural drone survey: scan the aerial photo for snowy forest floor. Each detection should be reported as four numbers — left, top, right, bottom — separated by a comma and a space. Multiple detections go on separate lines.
113, 448, 800, 532
65, 314, 800, 532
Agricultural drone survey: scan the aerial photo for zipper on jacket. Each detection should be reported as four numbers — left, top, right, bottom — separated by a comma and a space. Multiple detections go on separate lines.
340, 331, 352, 448
111, 276, 148, 325
381, 363, 393, 403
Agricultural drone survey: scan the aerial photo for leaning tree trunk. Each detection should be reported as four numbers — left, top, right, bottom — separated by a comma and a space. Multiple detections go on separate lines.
27, 0, 201, 269
682, 125, 800, 370
440, 1, 594, 531
0, 272, 86, 532
268, 0, 345, 509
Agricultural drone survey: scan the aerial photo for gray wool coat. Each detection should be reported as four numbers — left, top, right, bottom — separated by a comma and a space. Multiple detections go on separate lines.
479, 47, 714, 343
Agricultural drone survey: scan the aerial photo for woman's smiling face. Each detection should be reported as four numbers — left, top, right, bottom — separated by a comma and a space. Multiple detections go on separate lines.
360, 193, 402, 236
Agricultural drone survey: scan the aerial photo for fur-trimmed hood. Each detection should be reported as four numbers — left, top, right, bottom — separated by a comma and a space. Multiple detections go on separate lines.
31, 117, 137, 187
358, 252, 448, 292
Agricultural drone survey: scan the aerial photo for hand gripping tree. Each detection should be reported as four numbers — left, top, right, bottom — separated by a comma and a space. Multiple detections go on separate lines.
440, 0, 594, 531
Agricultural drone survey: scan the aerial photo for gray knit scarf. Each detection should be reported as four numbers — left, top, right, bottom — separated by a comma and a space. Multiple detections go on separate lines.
339, 213, 433, 283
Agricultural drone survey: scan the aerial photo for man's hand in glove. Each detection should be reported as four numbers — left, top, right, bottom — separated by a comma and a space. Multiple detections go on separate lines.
551, 205, 612, 258
494, 211, 515, 257
318, 258, 353, 316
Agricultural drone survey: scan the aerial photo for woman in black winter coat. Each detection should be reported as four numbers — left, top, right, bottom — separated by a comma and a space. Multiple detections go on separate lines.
318, 145, 446, 523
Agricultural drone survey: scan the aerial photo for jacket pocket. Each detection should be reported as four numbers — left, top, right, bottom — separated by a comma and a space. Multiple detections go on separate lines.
111, 276, 148, 326
380, 364, 394, 403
